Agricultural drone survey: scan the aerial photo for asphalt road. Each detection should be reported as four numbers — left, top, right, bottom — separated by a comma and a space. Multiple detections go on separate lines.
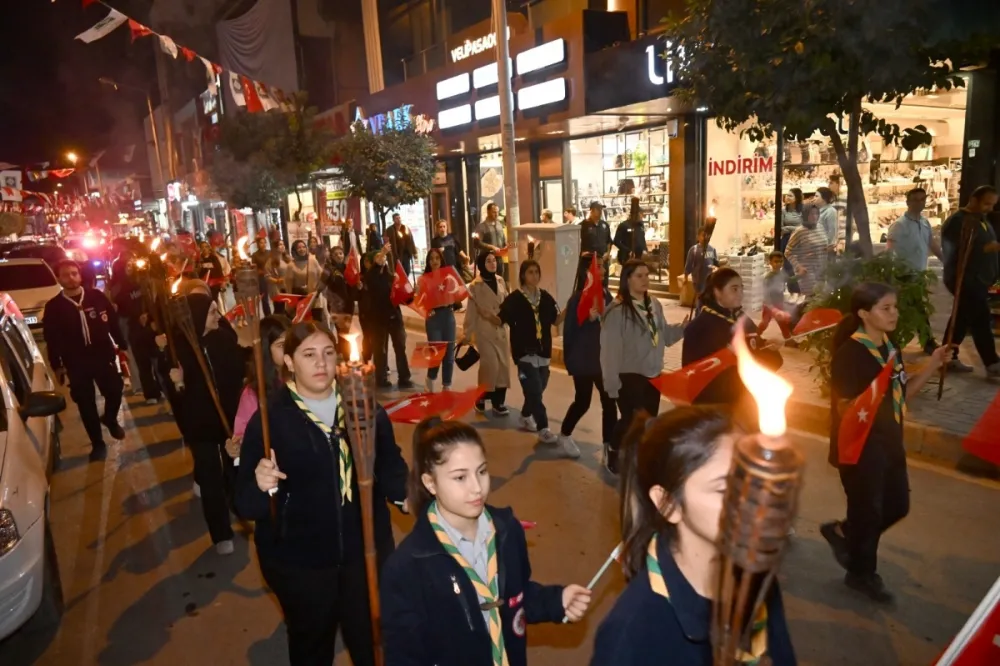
0, 332, 997, 666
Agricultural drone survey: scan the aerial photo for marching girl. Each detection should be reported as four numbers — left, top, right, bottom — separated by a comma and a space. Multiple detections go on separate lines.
235, 321, 409, 666
591, 408, 797, 665
421, 248, 459, 393
381, 417, 592, 666
600, 259, 668, 474
226, 315, 291, 463
821, 283, 949, 604
462, 251, 511, 415
681, 267, 783, 406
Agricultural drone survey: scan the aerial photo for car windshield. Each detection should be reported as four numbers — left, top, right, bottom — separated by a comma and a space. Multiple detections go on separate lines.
0, 264, 57, 290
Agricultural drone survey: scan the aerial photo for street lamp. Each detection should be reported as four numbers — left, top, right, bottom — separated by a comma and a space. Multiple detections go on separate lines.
66, 152, 78, 165
99, 77, 165, 196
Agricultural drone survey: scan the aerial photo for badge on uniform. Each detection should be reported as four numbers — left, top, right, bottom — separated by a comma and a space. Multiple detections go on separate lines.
512, 608, 526, 637
101, 312, 108, 323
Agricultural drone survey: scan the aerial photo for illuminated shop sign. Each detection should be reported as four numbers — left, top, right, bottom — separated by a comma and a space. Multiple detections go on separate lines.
646, 42, 681, 87
708, 155, 774, 176
450, 27, 510, 63
473, 60, 512, 89
355, 104, 435, 134
437, 73, 470, 101
438, 104, 473, 130
475, 96, 500, 120
518, 78, 567, 110
516, 39, 566, 76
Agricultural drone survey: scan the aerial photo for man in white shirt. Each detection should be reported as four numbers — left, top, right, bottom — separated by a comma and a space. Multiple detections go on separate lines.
563, 207, 579, 224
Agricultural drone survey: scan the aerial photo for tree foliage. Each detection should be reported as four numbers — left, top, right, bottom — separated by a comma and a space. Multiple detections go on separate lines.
664, 0, 1000, 255
333, 121, 437, 228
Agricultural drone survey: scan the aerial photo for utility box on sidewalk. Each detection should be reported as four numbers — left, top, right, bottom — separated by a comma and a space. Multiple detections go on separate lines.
512, 223, 580, 307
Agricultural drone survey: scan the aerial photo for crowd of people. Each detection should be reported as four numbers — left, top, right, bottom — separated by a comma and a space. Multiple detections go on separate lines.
35, 180, 999, 665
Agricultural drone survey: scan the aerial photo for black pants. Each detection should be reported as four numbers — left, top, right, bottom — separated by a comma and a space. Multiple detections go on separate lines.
189, 440, 234, 544
945, 283, 999, 366
609, 373, 661, 454
479, 387, 507, 409
261, 557, 378, 666
562, 375, 618, 443
131, 326, 162, 401
68, 357, 125, 448
373, 319, 410, 384
517, 362, 550, 429
839, 442, 909, 577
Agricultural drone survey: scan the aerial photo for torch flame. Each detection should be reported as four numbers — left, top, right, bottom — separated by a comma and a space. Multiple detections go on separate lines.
170, 276, 182, 295
150, 237, 161, 252
159, 252, 167, 261
344, 332, 361, 363
237, 235, 251, 262
733, 319, 792, 438
135, 258, 148, 269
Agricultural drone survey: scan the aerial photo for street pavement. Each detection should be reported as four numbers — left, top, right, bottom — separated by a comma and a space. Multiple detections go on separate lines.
0, 332, 997, 666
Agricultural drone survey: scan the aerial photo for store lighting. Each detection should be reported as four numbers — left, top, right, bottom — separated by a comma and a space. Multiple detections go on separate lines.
438, 104, 473, 129
546, 130, 564, 135
473, 60, 511, 88
696, 106, 709, 112
475, 96, 501, 120
518, 78, 566, 111
450, 148, 463, 153
436, 73, 470, 101
516, 39, 566, 76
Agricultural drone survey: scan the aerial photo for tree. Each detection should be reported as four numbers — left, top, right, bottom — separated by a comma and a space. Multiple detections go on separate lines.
268, 93, 336, 221
334, 121, 437, 229
664, 0, 1000, 256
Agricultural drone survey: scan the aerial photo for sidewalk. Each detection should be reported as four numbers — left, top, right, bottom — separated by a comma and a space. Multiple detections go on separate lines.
401, 285, 1000, 473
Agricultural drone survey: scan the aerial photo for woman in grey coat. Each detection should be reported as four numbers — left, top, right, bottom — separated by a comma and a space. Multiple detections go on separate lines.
460, 251, 511, 415
600, 259, 668, 473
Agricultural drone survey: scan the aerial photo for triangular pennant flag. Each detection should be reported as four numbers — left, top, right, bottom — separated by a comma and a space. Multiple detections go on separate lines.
228, 72, 246, 107
240, 77, 264, 112
158, 35, 179, 59
576, 253, 604, 325
409, 342, 448, 369
390, 260, 414, 306
180, 46, 197, 62
793, 307, 843, 337
128, 19, 154, 42
836, 354, 895, 465
649, 348, 737, 404
75, 8, 128, 43
50, 169, 75, 178
200, 57, 218, 95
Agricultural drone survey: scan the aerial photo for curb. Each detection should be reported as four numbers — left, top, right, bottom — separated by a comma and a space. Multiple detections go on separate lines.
401, 315, 995, 476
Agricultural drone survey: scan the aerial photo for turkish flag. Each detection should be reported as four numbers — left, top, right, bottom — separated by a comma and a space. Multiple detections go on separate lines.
241, 77, 264, 113
576, 254, 604, 325
225, 303, 245, 322
418, 267, 469, 311
384, 385, 487, 424
129, 19, 153, 41
409, 342, 448, 369
180, 46, 197, 62
793, 307, 843, 337
293, 293, 317, 323
176, 233, 199, 260
390, 260, 414, 306
273, 293, 306, 313
836, 355, 895, 465
649, 348, 737, 404
962, 390, 1000, 466
344, 245, 361, 287
934, 577, 1000, 665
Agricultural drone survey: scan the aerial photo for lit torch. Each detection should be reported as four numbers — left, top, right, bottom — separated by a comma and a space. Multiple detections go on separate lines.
237, 235, 251, 265
170, 276, 183, 295
712, 319, 802, 666
150, 237, 161, 252
335, 332, 384, 666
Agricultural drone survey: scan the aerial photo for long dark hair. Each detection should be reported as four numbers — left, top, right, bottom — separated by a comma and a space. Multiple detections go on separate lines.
628, 196, 641, 223
830, 282, 896, 353
618, 407, 735, 579
424, 247, 445, 273
616, 258, 650, 324
245, 314, 292, 394
409, 417, 486, 516
790, 187, 804, 213
700, 266, 741, 309
281, 321, 338, 380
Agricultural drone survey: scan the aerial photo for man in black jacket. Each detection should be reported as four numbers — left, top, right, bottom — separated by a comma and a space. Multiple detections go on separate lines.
112, 262, 162, 405
43, 260, 127, 460
364, 252, 413, 389
580, 201, 612, 288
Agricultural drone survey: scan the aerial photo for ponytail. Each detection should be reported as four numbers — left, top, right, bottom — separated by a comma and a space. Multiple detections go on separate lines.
408, 417, 485, 517
830, 313, 860, 354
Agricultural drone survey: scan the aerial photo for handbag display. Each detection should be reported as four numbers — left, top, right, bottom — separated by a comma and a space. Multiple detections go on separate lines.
455, 343, 480, 371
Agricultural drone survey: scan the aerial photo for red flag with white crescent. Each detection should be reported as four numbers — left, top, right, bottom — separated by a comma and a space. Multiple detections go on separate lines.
409, 342, 448, 369
417, 266, 468, 311
576, 254, 604, 325
792, 307, 843, 337
293, 293, 317, 323
390, 260, 414, 306
225, 303, 246, 322
273, 293, 305, 313
344, 245, 362, 287
836, 354, 895, 465
384, 385, 487, 424
649, 348, 737, 404
933, 576, 1000, 665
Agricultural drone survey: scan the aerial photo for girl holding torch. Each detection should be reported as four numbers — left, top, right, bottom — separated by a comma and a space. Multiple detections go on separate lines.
591, 408, 797, 665
381, 417, 592, 666
235, 322, 409, 666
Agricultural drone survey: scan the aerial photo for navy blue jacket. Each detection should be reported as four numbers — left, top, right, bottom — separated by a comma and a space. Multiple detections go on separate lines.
235, 386, 408, 569
591, 536, 796, 666
563, 290, 613, 377
381, 505, 565, 666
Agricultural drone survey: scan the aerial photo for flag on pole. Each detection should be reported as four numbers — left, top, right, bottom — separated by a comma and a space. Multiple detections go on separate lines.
75, 8, 128, 43
409, 342, 448, 369
792, 307, 844, 337
836, 355, 895, 465
576, 254, 604, 325
390, 261, 414, 306
344, 245, 361, 287
417, 267, 468, 311
649, 348, 737, 404
293, 293, 317, 323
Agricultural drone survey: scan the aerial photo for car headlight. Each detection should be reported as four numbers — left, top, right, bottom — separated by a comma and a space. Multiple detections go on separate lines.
0, 508, 19, 556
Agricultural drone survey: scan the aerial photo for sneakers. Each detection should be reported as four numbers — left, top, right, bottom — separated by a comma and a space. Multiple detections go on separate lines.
192, 482, 202, 498
102, 416, 125, 440
557, 434, 581, 458
442, 384, 452, 391
425, 377, 438, 393
215, 539, 235, 556
820, 521, 851, 571
538, 428, 558, 445
145, 398, 160, 406
492, 405, 510, 417
947, 359, 974, 373
845, 572, 894, 605
474, 400, 487, 414
520, 415, 538, 432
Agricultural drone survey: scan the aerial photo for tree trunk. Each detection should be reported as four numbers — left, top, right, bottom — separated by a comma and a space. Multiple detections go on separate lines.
829, 118, 873, 258
293, 188, 303, 223
774, 130, 785, 244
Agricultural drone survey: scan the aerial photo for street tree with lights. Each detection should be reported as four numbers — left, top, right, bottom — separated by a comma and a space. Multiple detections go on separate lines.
664, 0, 1000, 256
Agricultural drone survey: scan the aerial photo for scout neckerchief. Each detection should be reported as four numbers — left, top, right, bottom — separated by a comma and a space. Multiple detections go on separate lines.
646, 535, 768, 664
522, 287, 542, 341
633, 294, 659, 346
428, 502, 509, 666
62, 290, 92, 346
286, 381, 353, 503
850, 328, 905, 422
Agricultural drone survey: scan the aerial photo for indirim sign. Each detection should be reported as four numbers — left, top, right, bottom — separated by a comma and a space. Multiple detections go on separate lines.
708, 156, 775, 176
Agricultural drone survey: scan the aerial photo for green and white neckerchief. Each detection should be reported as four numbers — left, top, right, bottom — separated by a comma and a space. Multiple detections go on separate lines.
646, 535, 769, 664
286, 381, 353, 503
634, 295, 659, 346
850, 329, 905, 422
428, 502, 509, 666
701, 304, 737, 325
522, 288, 542, 341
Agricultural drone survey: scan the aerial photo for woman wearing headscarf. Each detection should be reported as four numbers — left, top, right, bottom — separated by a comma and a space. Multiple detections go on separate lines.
286, 239, 324, 321
461, 251, 511, 415
170, 293, 250, 555
265, 240, 291, 313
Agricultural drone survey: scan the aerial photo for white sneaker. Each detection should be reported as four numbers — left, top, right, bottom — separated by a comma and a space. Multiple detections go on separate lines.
520, 415, 538, 432
557, 434, 581, 459
538, 428, 558, 445
192, 482, 201, 498
215, 539, 234, 555
145, 398, 159, 406
425, 377, 438, 393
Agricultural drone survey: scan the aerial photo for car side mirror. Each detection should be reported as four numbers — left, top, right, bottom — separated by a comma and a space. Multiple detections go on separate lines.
19, 391, 66, 419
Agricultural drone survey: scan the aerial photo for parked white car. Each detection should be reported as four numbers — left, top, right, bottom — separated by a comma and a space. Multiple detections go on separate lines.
0, 259, 62, 333
0, 293, 65, 641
